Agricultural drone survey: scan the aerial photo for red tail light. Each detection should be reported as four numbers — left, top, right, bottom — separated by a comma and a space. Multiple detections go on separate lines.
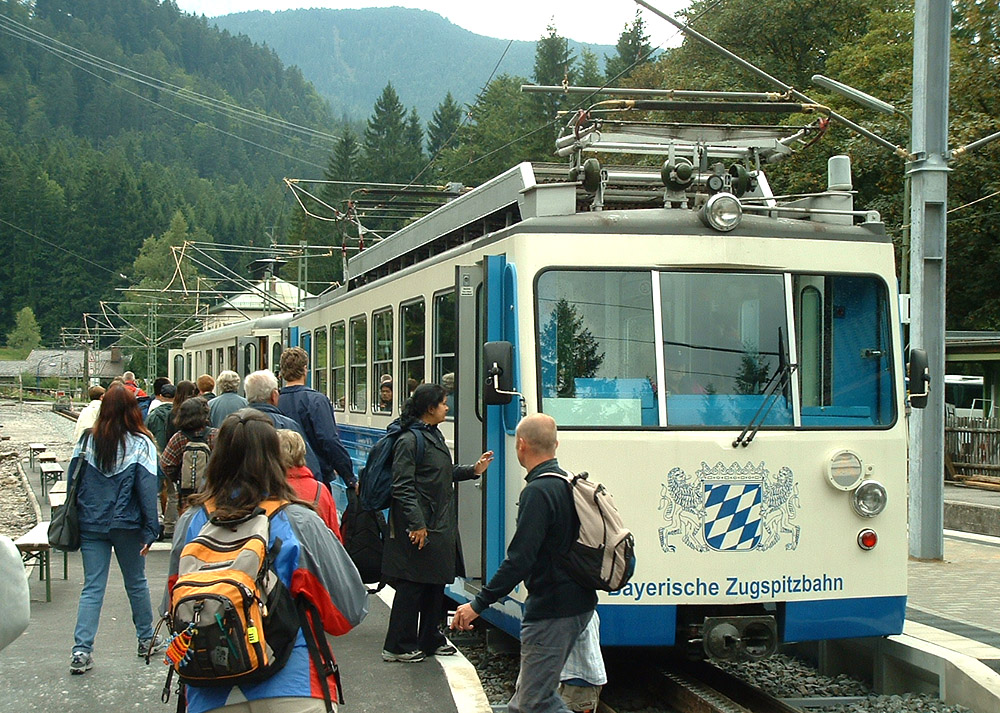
858, 529, 878, 550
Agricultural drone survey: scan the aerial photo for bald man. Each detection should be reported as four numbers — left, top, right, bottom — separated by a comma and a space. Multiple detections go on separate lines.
452, 414, 597, 713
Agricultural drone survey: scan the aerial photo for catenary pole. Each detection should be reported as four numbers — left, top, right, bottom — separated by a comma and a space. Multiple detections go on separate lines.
908, 0, 950, 560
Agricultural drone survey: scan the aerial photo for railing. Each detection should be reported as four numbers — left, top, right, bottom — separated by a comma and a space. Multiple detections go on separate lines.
945, 414, 1000, 487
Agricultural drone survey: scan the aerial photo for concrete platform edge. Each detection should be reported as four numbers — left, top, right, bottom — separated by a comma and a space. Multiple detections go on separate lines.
944, 501, 1000, 538
806, 628, 1000, 713
376, 588, 493, 713
16, 454, 42, 526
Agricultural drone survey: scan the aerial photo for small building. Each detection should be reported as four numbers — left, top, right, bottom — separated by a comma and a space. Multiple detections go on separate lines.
0, 348, 127, 385
201, 278, 311, 330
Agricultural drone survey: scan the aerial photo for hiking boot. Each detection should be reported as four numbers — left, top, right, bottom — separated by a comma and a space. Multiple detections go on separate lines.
381, 649, 425, 663
431, 643, 457, 656
70, 651, 93, 675
138, 636, 165, 658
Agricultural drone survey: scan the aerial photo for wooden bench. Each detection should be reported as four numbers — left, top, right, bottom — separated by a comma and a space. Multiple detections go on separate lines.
39, 462, 63, 499
28, 443, 47, 470
38, 452, 58, 465
13, 521, 67, 603
48, 479, 67, 509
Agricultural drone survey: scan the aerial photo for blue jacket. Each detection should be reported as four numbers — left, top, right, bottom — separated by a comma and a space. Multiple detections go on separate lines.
249, 402, 324, 481
68, 432, 160, 546
279, 385, 356, 488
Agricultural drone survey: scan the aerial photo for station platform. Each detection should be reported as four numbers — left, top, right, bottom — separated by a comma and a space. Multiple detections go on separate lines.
944, 482, 1000, 537
0, 451, 490, 713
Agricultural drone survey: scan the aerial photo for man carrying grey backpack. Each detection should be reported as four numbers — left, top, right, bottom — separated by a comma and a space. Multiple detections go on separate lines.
451, 414, 597, 713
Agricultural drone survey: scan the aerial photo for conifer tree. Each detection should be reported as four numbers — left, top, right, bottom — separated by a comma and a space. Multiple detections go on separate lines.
532, 24, 576, 122
427, 92, 464, 157
404, 106, 425, 176
577, 48, 604, 88
605, 11, 653, 82
363, 83, 408, 183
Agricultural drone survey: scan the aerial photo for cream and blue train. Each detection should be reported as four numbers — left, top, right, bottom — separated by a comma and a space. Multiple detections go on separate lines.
176, 146, 925, 658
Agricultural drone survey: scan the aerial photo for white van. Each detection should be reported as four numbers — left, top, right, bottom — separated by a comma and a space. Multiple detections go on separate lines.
945, 374, 986, 419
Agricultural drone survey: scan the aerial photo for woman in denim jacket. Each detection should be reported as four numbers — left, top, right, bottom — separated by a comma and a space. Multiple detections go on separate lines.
67, 384, 161, 675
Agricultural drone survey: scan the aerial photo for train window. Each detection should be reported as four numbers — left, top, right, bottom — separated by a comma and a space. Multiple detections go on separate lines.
350, 315, 367, 412
216, 349, 224, 376
186, 354, 192, 381
314, 326, 328, 399
173, 354, 184, 384
399, 299, 425, 412
271, 341, 281, 377
227, 346, 236, 372
433, 290, 456, 419
794, 274, 895, 427
331, 322, 346, 411
205, 350, 212, 376
660, 272, 790, 428
372, 309, 393, 413
537, 270, 656, 427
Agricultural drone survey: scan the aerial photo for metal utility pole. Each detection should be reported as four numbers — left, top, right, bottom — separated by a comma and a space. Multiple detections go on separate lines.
908, 0, 951, 560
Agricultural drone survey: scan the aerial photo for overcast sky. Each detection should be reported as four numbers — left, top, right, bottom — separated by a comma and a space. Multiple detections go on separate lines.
173, 1, 690, 48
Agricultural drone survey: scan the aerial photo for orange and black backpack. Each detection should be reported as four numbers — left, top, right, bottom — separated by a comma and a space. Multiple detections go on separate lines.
157, 499, 341, 711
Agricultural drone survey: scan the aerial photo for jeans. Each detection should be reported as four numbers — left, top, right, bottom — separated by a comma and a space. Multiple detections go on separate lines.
73, 529, 154, 653
508, 611, 594, 713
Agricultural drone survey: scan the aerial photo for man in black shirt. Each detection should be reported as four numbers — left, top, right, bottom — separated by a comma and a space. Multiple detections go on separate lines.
452, 414, 596, 713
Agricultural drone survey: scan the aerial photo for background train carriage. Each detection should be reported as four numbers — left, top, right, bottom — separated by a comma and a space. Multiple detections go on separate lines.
285, 152, 910, 659
170, 312, 293, 389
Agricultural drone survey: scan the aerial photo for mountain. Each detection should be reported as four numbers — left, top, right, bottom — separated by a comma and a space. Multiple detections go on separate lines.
209, 7, 615, 123
0, 0, 337, 343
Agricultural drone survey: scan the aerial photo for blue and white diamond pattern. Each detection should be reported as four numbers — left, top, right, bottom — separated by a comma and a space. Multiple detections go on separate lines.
703, 483, 762, 551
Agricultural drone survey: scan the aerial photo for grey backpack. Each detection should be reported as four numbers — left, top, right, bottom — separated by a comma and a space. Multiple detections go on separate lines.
542, 471, 636, 592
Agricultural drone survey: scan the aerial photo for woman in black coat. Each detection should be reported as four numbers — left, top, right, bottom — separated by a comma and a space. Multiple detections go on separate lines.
381, 383, 493, 662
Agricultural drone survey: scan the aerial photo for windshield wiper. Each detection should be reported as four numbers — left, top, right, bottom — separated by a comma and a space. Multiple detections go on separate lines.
732, 328, 797, 448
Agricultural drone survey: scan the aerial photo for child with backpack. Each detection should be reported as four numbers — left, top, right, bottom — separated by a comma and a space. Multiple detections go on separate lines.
162, 409, 368, 713
160, 397, 216, 515
278, 429, 343, 543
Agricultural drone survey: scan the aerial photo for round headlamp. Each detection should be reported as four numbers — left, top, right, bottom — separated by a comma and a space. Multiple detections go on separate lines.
826, 450, 863, 491
699, 193, 742, 232
852, 480, 887, 518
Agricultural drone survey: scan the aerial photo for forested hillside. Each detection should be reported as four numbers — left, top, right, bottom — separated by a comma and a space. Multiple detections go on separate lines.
210, 7, 615, 123
0, 0, 337, 348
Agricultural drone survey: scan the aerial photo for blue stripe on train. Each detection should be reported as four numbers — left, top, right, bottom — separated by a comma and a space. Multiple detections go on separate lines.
440, 594, 906, 647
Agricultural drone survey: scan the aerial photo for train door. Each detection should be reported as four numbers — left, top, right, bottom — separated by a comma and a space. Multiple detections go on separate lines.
455, 265, 485, 582
237, 337, 257, 394
454, 255, 516, 586
168, 349, 184, 384
299, 332, 312, 388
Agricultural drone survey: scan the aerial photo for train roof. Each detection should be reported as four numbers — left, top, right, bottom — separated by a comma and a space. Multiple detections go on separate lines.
183, 312, 292, 349
346, 161, 886, 289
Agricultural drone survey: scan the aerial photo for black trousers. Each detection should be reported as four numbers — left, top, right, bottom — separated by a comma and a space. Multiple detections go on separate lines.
383, 579, 448, 655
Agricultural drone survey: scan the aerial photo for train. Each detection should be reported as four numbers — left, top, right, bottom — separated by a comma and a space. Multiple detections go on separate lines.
172, 98, 927, 660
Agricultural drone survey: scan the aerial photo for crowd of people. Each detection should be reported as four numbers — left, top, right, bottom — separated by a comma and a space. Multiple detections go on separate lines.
56, 351, 602, 713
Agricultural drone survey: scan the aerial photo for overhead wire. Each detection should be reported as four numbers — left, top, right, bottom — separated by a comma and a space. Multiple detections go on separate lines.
453, 0, 726, 172
0, 216, 128, 278
0, 13, 340, 145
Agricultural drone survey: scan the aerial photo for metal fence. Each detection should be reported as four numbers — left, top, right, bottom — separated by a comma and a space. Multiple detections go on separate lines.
945, 414, 1000, 487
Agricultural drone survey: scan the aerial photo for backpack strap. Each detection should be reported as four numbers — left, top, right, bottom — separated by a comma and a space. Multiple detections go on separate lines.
296, 596, 343, 710
311, 481, 323, 508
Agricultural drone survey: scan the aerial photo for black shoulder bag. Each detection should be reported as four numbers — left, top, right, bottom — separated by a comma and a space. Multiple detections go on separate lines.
48, 434, 88, 552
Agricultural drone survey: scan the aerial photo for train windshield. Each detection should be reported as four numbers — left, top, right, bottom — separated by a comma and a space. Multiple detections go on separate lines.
536, 270, 895, 429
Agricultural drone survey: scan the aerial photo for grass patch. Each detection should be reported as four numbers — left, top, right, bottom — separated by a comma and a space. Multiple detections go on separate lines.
0, 347, 30, 360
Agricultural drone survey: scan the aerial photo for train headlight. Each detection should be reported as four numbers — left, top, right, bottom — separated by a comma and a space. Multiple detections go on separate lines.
852, 480, 887, 518
826, 450, 863, 490
699, 193, 742, 232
